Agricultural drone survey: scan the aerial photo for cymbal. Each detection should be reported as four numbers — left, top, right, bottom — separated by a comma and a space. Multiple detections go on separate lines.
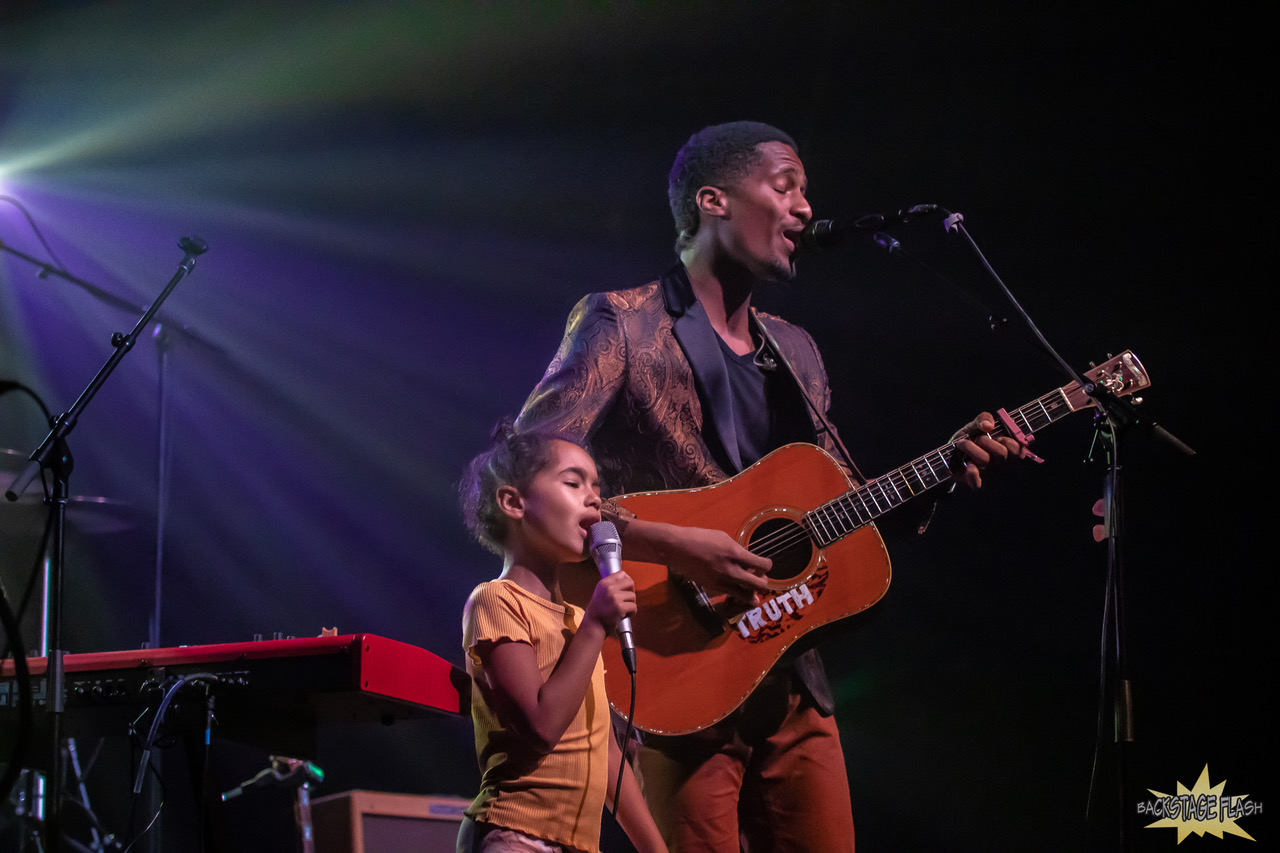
2, 448, 138, 535
2, 446, 26, 472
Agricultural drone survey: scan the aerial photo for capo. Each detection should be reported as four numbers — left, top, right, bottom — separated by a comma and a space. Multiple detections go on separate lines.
995, 408, 1044, 463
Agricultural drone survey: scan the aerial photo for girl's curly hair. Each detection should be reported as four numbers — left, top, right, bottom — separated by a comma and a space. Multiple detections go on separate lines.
459, 417, 577, 554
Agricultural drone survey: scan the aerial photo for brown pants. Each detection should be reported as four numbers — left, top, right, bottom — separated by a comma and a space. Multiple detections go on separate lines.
636, 677, 855, 853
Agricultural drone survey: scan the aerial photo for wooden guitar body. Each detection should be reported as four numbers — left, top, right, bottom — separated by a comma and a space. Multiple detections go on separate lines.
563, 443, 891, 735
562, 351, 1150, 735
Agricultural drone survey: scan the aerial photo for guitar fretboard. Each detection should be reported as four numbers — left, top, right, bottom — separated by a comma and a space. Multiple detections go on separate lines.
804, 384, 1081, 547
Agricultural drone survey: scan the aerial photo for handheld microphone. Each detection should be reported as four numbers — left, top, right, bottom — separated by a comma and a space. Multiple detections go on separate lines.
796, 204, 941, 250
589, 521, 637, 673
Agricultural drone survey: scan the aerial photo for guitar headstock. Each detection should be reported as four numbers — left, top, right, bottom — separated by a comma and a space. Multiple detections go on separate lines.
1063, 351, 1151, 411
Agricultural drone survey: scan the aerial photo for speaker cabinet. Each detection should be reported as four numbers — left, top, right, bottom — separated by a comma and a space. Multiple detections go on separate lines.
311, 790, 470, 853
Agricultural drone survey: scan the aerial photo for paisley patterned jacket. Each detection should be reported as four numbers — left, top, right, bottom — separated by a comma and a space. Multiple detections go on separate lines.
517, 263, 856, 498
516, 264, 855, 718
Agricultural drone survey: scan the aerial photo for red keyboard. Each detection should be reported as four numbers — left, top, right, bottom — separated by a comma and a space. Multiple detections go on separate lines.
1, 634, 468, 757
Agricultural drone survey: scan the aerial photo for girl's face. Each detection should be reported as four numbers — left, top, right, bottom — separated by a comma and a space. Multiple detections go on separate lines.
510, 440, 602, 564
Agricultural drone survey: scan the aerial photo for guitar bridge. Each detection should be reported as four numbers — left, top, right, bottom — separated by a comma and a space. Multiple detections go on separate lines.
673, 574, 727, 636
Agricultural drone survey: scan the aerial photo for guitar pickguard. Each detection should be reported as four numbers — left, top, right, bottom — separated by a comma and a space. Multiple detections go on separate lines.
731, 563, 831, 644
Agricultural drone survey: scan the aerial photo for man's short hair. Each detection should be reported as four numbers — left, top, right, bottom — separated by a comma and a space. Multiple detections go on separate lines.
667, 121, 798, 252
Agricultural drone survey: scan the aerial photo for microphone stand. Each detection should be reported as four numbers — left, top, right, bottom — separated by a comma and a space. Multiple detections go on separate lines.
934, 211, 1194, 851
3, 235, 226, 656
0, 239, 147, 317
150, 323, 175, 653
4, 235, 208, 853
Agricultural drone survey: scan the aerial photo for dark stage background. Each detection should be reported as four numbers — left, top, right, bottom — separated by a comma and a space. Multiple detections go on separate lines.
0, 3, 1268, 851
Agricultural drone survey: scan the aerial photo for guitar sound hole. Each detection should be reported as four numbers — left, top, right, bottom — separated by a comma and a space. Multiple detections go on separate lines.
747, 518, 813, 582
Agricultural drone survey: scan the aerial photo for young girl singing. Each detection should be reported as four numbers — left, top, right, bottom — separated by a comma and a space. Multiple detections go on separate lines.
457, 421, 666, 853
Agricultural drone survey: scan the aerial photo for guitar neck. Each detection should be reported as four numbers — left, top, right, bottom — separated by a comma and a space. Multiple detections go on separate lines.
806, 371, 1106, 547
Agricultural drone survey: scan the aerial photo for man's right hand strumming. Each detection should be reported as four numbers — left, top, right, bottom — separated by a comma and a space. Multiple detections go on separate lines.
616, 518, 771, 604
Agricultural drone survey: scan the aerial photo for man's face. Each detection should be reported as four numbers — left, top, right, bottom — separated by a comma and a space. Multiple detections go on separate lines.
719, 142, 812, 282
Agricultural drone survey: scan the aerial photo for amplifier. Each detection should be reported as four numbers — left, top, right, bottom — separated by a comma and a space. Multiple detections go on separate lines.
311, 790, 470, 853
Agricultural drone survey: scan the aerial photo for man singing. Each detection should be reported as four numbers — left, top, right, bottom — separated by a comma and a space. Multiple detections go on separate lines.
517, 121, 1021, 851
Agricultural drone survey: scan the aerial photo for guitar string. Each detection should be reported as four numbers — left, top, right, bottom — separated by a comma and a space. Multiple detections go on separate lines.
745, 442, 972, 558
746, 410, 1028, 557
734, 370, 1138, 561
740, 394, 1071, 561
741, 444, 962, 559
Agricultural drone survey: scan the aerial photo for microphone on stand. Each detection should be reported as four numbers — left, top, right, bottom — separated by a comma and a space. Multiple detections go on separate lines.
589, 521, 637, 674
796, 204, 941, 250
221, 756, 325, 801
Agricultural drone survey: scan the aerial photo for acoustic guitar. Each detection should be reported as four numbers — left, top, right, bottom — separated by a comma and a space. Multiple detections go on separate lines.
563, 351, 1150, 735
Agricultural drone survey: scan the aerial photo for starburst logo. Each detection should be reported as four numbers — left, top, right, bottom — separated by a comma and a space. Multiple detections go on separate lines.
1137, 765, 1260, 843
